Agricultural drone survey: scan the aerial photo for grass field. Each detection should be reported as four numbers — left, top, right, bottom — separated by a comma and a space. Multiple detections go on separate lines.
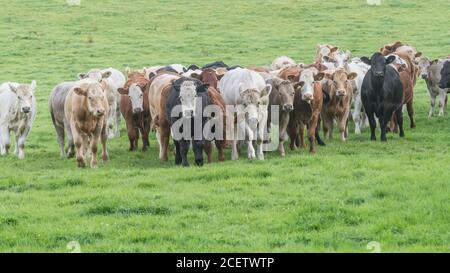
0, 0, 449, 252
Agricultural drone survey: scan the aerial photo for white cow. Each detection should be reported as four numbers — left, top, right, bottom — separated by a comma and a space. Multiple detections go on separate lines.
78, 67, 126, 138
271, 56, 297, 70
0, 81, 37, 159
219, 68, 272, 160
346, 58, 371, 134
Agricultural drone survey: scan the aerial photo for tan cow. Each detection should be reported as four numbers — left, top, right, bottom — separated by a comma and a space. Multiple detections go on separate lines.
315, 44, 339, 64
148, 73, 180, 161
64, 78, 109, 168
321, 69, 357, 141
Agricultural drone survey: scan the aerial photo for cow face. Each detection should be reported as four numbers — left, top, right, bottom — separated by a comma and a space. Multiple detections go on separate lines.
361, 53, 396, 79
74, 82, 106, 117
296, 68, 324, 103
329, 69, 357, 98
119, 84, 144, 114
238, 84, 272, 130
78, 70, 112, 82
417, 57, 431, 79
439, 61, 450, 89
9, 81, 36, 113
176, 80, 200, 118
323, 51, 351, 69
273, 78, 295, 112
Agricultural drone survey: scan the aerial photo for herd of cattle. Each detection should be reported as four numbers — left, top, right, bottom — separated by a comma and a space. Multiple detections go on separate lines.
1, 41, 450, 167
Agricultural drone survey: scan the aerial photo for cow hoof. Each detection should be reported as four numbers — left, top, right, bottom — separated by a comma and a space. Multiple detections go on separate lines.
410, 124, 416, 129
175, 158, 182, 165
195, 159, 204, 166
182, 162, 190, 167
400, 133, 405, 138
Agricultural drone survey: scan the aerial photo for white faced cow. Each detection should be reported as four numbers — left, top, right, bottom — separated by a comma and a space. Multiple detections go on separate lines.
0, 81, 37, 159
219, 68, 272, 160
78, 67, 126, 139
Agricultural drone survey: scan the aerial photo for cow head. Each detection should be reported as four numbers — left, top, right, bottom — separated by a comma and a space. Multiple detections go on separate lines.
296, 68, 324, 103
439, 61, 450, 89
118, 84, 144, 114
327, 69, 357, 98
238, 84, 272, 130
173, 78, 207, 118
73, 81, 106, 117
9, 80, 36, 114
380, 41, 403, 56
78, 69, 112, 82
272, 78, 295, 112
361, 53, 396, 79
417, 57, 431, 79
323, 50, 351, 69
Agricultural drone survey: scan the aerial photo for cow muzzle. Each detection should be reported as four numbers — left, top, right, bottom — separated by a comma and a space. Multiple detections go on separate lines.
374, 71, 384, 78
302, 93, 313, 103
336, 90, 346, 97
21, 107, 31, 113
95, 109, 105, 116
133, 108, 143, 114
282, 104, 294, 112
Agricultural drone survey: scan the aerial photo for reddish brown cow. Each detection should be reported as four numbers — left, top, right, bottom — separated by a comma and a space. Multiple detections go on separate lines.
192, 68, 222, 90
389, 63, 415, 131
118, 71, 151, 151
282, 68, 325, 153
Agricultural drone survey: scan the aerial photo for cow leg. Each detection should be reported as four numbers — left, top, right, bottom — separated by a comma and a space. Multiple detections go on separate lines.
407, 99, 415, 128
353, 97, 363, 134
215, 140, 225, 162
180, 139, 190, 167
390, 113, 399, 133
65, 122, 75, 158
428, 92, 436, 117
16, 127, 30, 159
338, 116, 347, 142
174, 140, 182, 165
142, 119, 150, 152
204, 141, 213, 163
247, 127, 256, 159
367, 112, 377, 141
134, 127, 140, 151
322, 113, 333, 139
380, 108, 394, 142
107, 106, 116, 139
72, 128, 86, 168
101, 123, 109, 162
90, 136, 99, 168
115, 105, 121, 138
126, 120, 137, 151
438, 89, 446, 116
160, 127, 170, 162
193, 140, 205, 166
0, 126, 10, 155
54, 124, 66, 158
296, 123, 304, 149
315, 116, 326, 146
396, 108, 405, 138
231, 139, 239, 160
307, 121, 316, 154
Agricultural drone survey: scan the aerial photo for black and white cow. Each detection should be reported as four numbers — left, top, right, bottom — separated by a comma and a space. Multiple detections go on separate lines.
361, 53, 404, 141
165, 77, 211, 167
439, 61, 450, 89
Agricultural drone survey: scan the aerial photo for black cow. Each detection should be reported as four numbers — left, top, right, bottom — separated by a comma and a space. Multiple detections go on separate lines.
166, 77, 211, 167
439, 61, 450, 89
361, 53, 404, 141
227, 65, 243, 70
202, 61, 229, 70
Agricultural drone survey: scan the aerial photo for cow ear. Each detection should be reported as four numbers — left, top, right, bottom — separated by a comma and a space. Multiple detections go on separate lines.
217, 73, 225, 80
360, 57, 371, 65
8, 84, 17, 93
102, 71, 112, 79
385, 55, 396, 65
118, 87, 128, 95
287, 75, 296, 82
330, 46, 339, 53
314, 72, 325, 81
190, 73, 201, 79
430, 59, 439, 65
347, 72, 358, 80
261, 84, 272, 97
78, 73, 87, 79
294, 81, 304, 91
197, 83, 209, 92
73, 87, 87, 96
323, 56, 334, 63
148, 72, 156, 80
415, 52, 422, 58
30, 80, 37, 92
125, 67, 131, 75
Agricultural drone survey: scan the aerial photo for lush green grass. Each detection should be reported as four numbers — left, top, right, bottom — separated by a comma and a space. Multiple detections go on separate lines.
0, 0, 449, 252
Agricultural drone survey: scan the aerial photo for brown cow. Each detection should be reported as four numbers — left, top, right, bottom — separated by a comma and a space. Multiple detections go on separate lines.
283, 68, 325, 153
389, 63, 415, 132
148, 73, 180, 161
321, 69, 357, 141
64, 78, 109, 168
191, 69, 227, 162
315, 44, 339, 64
117, 70, 151, 151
